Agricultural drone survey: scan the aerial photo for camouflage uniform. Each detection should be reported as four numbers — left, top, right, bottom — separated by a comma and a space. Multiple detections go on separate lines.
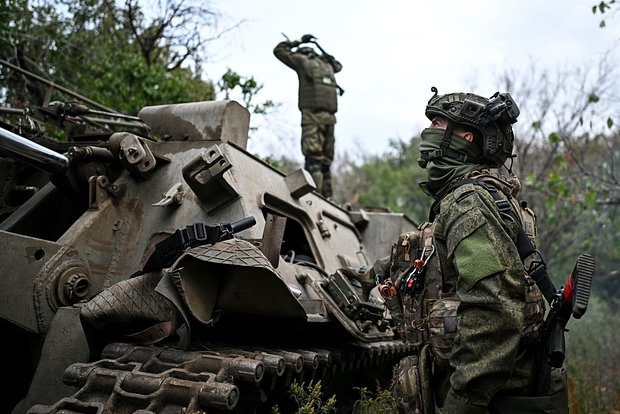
389, 90, 568, 413
432, 172, 543, 413
274, 38, 342, 197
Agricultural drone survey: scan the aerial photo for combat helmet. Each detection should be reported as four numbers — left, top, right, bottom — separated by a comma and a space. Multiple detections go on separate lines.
422, 87, 520, 167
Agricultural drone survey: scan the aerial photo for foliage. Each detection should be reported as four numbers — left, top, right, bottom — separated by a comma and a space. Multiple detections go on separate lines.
0, 0, 271, 123
120, 0, 222, 71
495, 58, 620, 293
269, 381, 398, 414
218, 68, 277, 117
84, 52, 215, 115
352, 386, 398, 414
0, 0, 219, 114
259, 154, 301, 174
566, 296, 620, 412
592, 0, 618, 28
271, 380, 337, 414
333, 138, 433, 224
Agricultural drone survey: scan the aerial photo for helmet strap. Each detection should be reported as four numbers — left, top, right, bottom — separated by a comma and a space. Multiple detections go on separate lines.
440, 120, 455, 153
505, 154, 517, 174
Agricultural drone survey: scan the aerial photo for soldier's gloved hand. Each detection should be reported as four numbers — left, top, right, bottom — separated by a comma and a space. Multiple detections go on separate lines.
301, 34, 316, 43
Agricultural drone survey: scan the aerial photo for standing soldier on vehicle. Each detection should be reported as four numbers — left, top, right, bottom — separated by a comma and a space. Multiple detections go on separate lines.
382, 89, 571, 413
274, 34, 343, 198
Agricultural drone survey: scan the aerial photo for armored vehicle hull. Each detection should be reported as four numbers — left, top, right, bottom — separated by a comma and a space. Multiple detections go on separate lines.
0, 100, 416, 413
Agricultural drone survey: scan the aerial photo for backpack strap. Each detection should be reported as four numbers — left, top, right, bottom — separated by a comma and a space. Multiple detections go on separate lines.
431, 178, 557, 303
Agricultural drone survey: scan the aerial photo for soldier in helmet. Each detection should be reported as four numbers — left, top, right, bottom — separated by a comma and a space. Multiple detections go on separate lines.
274, 34, 343, 198
387, 88, 569, 413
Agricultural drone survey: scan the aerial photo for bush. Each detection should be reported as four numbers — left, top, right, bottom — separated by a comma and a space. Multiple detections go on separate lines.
271, 380, 337, 414
565, 296, 620, 412
352, 386, 398, 414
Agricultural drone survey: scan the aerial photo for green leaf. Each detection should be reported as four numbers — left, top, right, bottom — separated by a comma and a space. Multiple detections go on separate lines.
544, 196, 556, 210
607, 117, 614, 128
588, 93, 600, 103
548, 132, 561, 144
584, 190, 597, 209
552, 154, 567, 168
531, 120, 542, 130
525, 172, 538, 187
558, 181, 568, 197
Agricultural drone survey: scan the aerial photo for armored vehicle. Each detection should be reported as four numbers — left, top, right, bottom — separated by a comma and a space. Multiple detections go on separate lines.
0, 96, 417, 413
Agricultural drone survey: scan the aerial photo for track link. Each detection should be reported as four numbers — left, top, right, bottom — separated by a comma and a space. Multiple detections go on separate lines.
27, 340, 414, 413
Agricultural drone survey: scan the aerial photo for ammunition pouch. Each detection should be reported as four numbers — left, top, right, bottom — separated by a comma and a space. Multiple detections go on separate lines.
428, 295, 460, 371
522, 273, 545, 344
394, 344, 435, 414
394, 354, 422, 412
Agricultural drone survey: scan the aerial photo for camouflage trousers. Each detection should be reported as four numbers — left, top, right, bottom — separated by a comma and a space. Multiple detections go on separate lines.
301, 109, 336, 197
394, 355, 568, 414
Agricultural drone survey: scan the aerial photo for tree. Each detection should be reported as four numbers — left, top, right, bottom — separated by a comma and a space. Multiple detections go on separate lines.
333, 138, 432, 224
0, 0, 238, 114
122, 0, 222, 71
496, 56, 620, 299
1, 0, 275, 142
592, 0, 618, 28
0, 0, 65, 107
217, 68, 276, 118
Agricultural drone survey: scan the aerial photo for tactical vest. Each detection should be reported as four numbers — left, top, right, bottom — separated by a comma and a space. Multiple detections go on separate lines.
298, 58, 338, 113
386, 179, 545, 368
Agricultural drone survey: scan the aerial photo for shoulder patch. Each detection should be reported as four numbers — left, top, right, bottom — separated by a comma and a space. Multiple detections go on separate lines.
445, 207, 487, 257
453, 220, 507, 289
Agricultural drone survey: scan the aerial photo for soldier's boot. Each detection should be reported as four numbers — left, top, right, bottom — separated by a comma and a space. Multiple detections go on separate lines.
305, 160, 324, 195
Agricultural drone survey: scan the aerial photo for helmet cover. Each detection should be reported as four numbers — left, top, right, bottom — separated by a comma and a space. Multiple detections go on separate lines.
425, 87, 520, 166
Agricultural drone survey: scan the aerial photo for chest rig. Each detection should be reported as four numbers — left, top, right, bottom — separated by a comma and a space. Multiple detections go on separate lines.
380, 178, 545, 362
381, 223, 442, 347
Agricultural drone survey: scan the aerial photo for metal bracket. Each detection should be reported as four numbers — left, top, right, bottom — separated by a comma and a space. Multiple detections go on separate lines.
88, 175, 118, 210
153, 182, 184, 207
182, 145, 239, 213
107, 132, 156, 177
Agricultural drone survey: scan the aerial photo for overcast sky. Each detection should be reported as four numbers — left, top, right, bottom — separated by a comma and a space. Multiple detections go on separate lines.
203, 0, 620, 161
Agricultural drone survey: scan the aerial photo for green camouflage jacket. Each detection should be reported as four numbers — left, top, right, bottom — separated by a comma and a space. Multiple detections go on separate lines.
433, 174, 540, 413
